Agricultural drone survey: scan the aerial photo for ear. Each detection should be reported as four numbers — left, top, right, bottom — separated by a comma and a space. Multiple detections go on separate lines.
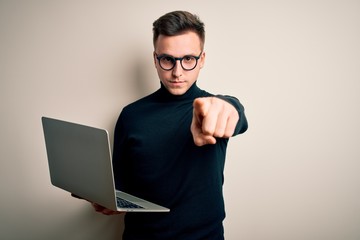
153, 51, 157, 68
199, 51, 206, 69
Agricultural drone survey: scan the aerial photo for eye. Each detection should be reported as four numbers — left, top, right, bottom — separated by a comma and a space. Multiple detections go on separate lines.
183, 56, 195, 63
161, 56, 175, 63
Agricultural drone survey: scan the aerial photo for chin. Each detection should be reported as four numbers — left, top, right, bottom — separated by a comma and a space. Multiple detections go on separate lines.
168, 88, 187, 95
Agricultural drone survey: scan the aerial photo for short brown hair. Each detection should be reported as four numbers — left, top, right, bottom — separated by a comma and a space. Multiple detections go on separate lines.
152, 11, 205, 49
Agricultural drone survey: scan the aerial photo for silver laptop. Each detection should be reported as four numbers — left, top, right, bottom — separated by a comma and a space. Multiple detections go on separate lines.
41, 116, 169, 212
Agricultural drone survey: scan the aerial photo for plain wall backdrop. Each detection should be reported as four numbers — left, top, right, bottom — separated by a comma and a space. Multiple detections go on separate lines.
1, 1, 359, 239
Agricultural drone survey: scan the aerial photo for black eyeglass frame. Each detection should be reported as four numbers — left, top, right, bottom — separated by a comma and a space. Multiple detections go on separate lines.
155, 52, 203, 71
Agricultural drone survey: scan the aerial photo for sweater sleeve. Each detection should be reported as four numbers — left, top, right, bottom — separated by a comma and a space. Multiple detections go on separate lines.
215, 95, 248, 135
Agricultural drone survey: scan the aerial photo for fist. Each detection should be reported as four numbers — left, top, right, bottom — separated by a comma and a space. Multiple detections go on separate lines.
191, 97, 239, 146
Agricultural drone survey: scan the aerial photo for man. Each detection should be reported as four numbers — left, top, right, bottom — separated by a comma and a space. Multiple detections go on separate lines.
92, 11, 248, 239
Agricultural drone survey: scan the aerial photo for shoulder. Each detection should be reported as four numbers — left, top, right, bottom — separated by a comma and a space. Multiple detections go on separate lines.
122, 90, 159, 113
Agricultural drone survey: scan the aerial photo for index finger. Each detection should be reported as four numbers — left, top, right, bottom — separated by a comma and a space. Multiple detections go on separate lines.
193, 97, 209, 118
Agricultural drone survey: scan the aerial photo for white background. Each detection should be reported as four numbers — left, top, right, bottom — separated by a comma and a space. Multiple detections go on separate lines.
1, 1, 359, 239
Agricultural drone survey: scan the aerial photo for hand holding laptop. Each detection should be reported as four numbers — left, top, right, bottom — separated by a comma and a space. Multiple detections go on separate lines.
91, 202, 124, 215
71, 193, 124, 215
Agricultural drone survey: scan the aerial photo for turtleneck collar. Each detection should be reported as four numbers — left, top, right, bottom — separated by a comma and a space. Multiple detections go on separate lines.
155, 81, 202, 102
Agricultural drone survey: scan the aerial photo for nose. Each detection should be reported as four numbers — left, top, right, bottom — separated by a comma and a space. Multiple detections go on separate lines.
172, 60, 183, 77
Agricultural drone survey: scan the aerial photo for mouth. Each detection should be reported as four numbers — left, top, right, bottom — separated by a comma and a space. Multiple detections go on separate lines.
169, 80, 184, 83
168, 79, 185, 85
164, 79, 188, 95
168, 78, 185, 83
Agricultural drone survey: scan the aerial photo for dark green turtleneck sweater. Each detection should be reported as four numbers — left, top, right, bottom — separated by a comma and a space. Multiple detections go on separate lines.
113, 82, 247, 240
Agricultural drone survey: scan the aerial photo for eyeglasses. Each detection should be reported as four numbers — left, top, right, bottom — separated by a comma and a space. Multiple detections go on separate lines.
155, 52, 202, 71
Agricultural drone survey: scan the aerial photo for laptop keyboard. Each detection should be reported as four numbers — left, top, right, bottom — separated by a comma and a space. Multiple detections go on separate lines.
116, 197, 144, 209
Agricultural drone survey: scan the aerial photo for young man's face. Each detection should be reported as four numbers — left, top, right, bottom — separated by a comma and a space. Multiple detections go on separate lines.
154, 31, 205, 95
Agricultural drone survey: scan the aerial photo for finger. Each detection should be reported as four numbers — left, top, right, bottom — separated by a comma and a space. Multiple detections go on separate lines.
200, 134, 217, 146
212, 99, 239, 138
213, 109, 228, 137
213, 106, 238, 137
92, 203, 122, 215
193, 132, 217, 146
193, 97, 219, 135
102, 208, 118, 215
223, 111, 239, 137
191, 113, 216, 146
92, 203, 105, 212
193, 97, 209, 118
